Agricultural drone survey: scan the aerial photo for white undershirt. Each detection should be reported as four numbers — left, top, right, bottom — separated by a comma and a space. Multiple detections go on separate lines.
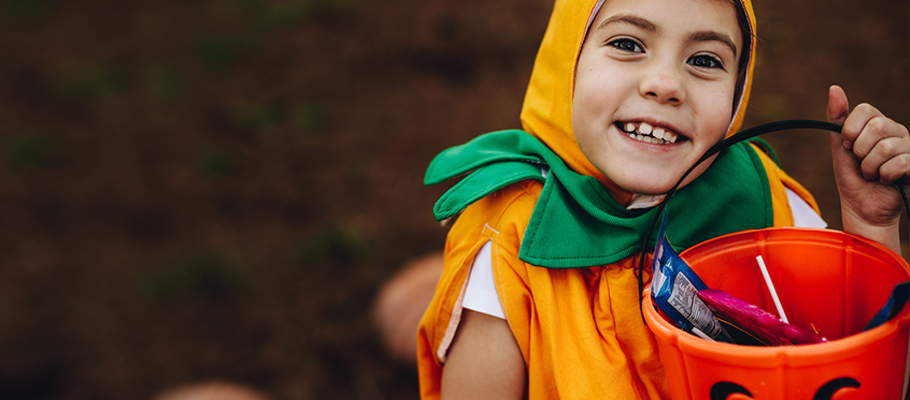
462, 187, 827, 319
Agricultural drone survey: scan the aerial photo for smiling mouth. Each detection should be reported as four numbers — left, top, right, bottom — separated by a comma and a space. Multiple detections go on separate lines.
617, 121, 680, 144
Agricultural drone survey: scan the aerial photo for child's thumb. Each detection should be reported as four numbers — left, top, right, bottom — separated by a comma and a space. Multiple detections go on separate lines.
827, 85, 862, 189
827, 85, 851, 148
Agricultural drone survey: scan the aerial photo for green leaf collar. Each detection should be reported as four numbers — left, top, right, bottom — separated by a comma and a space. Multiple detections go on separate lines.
425, 130, 774, 268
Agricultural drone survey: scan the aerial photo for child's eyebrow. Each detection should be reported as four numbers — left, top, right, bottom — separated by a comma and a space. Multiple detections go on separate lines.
688, 31, 738, 57
596, 14, 658, 33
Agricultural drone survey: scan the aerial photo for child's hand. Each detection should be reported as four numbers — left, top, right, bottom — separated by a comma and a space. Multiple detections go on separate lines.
827, 85, 910, 252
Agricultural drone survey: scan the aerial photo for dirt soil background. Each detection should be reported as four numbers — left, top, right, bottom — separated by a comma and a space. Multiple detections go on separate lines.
0, 0, 907, 399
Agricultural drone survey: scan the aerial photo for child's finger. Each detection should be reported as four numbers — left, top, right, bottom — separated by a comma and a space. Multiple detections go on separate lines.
875, 154, 910, 186
859, 136, 910, 182
845, 108, 897, 159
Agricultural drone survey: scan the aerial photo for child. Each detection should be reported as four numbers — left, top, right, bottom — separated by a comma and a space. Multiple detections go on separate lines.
417, 0, 910, 398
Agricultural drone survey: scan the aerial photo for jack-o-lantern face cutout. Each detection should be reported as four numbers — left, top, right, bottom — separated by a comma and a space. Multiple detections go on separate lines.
710, 382, 751, 399
709, 377, 861, 400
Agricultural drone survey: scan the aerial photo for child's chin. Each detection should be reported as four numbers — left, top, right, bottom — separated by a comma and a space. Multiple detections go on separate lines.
609, 158, 714, 197
614, 179, 675, 197
607, 170, 676, 195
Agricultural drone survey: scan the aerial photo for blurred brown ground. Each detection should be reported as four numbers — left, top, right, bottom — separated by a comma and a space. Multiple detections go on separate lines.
0, 0, 906, 399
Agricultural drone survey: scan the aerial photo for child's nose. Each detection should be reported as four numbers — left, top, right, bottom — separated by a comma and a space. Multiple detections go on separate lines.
639, 68, 685, 105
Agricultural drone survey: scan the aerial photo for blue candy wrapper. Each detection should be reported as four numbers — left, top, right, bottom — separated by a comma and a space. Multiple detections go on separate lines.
864, 280, 910, 331
650, 211, 733, 343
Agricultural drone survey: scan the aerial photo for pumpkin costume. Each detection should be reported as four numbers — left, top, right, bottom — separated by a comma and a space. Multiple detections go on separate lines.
417, 0, 821, 398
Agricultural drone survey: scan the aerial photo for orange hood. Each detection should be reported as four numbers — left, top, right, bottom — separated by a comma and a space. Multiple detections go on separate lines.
519, 0, 757, 203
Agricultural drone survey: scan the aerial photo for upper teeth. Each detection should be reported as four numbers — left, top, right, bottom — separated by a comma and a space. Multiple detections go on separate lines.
623, 122, 677, 144
638, 122, 652, 135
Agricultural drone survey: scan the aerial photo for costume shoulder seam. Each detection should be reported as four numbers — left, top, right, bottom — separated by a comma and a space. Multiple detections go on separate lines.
469, 180, 542, 231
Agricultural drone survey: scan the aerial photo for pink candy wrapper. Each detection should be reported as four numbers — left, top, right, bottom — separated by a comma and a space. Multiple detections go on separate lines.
697, 289, 827, 346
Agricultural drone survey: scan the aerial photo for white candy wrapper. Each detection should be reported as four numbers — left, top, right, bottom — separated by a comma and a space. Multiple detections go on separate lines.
650, 211, 733, 343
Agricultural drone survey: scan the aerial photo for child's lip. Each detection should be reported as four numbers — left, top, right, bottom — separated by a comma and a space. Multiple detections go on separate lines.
615, 120, 685, 144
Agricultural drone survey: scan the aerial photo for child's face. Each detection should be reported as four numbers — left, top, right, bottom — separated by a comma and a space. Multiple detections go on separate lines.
572, 0, 742, 195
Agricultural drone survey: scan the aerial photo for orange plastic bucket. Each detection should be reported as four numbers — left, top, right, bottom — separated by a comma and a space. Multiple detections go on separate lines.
642, 227, 910, 399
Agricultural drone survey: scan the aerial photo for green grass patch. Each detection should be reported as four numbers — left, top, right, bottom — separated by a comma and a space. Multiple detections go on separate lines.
138, 249, 256, 306
199, 35, 260, 72
141, 63, 188, 104
3, 132, 57, 172
233, 103, 283, 131
1, 0, 59, 26
292, 223, 370, 268
291, 101, 327, 134
54, 63, 128, 101
199, 148, 240, 178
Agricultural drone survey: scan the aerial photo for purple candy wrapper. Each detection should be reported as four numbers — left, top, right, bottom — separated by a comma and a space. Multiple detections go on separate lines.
698, 289, 826, 346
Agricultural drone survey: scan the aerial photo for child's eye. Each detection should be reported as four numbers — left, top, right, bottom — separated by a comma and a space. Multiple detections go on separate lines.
687, 54, 724, 70
607, 38, 643, 53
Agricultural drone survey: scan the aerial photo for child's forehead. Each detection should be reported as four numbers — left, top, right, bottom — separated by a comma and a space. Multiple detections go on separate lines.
582, 0, 743, 52
587, 0, 740, 31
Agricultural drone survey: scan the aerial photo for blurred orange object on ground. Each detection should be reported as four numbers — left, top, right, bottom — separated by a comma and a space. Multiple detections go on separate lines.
150, 381, 270, 400
372, 252, 444, 365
